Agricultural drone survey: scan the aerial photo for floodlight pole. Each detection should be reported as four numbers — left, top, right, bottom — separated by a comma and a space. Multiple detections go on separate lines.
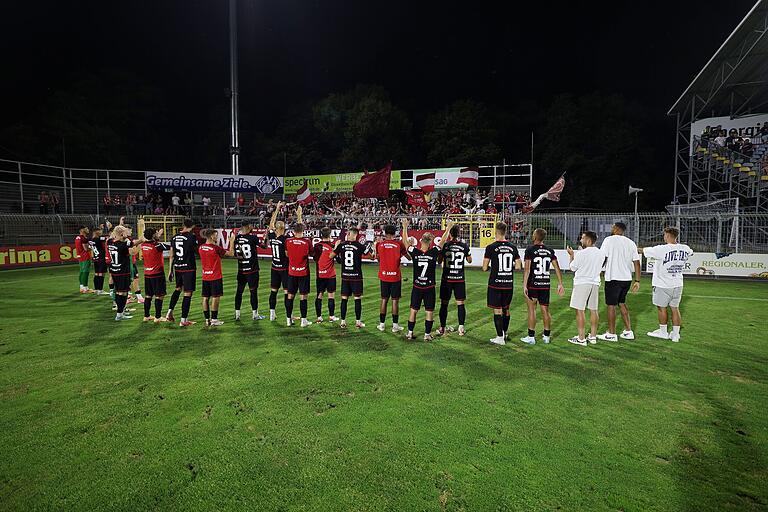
229, 0, 240, 176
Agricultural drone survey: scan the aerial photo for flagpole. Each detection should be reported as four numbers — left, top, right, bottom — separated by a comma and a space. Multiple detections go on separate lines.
282, 152, 287, 200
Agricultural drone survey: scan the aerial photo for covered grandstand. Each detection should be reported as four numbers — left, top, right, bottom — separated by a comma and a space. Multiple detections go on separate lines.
668, 0, 768, 211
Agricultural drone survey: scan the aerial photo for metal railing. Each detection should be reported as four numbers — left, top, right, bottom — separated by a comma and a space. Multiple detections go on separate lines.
3, 212, 768, 254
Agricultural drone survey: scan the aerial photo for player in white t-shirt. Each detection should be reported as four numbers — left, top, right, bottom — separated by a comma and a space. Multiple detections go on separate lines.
641, 227, 693, 342
566, 231, 605, 346
598, 222, 641, 342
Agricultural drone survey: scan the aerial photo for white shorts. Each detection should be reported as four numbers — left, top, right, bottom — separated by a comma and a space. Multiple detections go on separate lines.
652, 286, 682, 307
570, 283, 599, 311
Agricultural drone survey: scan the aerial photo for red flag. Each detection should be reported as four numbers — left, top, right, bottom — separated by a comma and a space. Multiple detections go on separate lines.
415, 172, 436, 193
457, 167, 479, 186
296, 180, 315, 204
405, 190, 429, 209
353, 162, 392, 198
521, 174, 566, 214
545, 175, 565, 201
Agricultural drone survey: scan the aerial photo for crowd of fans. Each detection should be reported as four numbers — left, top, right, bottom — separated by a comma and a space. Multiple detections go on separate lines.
699, 123, 768, 157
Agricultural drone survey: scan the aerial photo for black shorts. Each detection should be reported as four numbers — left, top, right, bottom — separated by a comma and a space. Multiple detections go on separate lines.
439, 280, 466, 301
487, 287, 513, 309
380, 280, 402, 299
341, 279, 363, 297
526, 288, 551, 306
605, 280, 631, 306
93, 260, 108, 274
174, 271, 196, 292
287, 274, 310, 295
111, 273, 131, 293
202, 279, 224, 298
316, 277, 337, 294
237, 272, 260, 291
410, 287, 436, 311
270, 269, 288, 290
145, 275, 167, 297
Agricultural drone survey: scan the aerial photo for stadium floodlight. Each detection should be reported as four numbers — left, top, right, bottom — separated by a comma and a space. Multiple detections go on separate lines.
629, 186, 643, 243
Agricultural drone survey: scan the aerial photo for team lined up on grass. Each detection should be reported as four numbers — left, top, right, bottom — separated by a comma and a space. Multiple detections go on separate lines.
74, 207, 694, 344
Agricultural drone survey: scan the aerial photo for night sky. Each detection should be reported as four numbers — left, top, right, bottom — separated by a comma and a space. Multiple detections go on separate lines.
0, 0, 757, 170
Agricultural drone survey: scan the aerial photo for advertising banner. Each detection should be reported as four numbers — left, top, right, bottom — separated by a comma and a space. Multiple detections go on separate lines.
283, 171, 402, 195
646, 252, 768, 279
411, 168, 466, 190
0, 244, 78, 269
146, 171, 284, 194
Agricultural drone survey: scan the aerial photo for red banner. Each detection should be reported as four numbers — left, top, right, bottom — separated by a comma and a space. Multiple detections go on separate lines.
0, 244, 78, 269
405, 190, 429, 209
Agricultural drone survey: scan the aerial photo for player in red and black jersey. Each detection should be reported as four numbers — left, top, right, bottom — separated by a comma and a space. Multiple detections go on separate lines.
89, 226, 109, 295
482, 222, 522, 345
406, 232, 441, 341
284, 215, 313, 327
521, 228, 564, 345
140, 227, 171, 322
437, 221, 472, 336
108, 225, 141, 321
267, 201, 291, 321
329, 226, 371, 329
199, 228, 235, 327
311, 227, 338, 323
372, 219, 411, 333
234, 220, 267, 321
166, 218, 198, 326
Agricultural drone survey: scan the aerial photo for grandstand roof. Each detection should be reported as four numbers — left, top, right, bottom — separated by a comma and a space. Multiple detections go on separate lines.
667, 0, 768, 119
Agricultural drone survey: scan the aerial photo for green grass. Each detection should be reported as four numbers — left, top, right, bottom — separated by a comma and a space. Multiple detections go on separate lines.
0, 262, 766, 511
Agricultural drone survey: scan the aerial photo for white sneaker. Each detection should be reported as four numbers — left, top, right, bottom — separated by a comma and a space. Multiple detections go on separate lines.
520, 336, 536, 345
340, 320, 347, 329
391, 324, 404, 333
647, 329, 669, 340
424, 333, 433, 341
568, 336, 587, 346
406, 332, 415, 340
286, 318, 293, 327
253, 313, 266, 321
445, 325, 455, 333
669, 332, 680, 342
329, 316, 339, 322
588, 336, 597, 345
489, 336, 506, 346
234, 311, 241, 321
269, 310, 276, 321
377, 323, 386, 332
542, 335, 551, 344
210, 319, 224, 326
597, 332, 618, 342
301, 318, 311, 328
620, 330, 635, 340
356, 320, 366, 329
458, 326, 466, 336
316, 316, 324, 323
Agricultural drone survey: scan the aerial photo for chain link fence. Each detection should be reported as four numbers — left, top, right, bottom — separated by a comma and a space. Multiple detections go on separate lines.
2, 212, 767, 253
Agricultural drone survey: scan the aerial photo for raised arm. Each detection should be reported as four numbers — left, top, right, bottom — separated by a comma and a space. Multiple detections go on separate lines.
296, 205, 303, 225
269, 202, 283, 231
225, 230, 236, 257
437, 220, 453, 250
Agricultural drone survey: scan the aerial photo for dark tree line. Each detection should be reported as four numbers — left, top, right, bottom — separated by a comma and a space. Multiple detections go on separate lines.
1, 70, 670, 210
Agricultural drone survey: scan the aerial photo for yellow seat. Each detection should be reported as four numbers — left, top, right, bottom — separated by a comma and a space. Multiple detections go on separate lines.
749, 171, 756, 176
742, 167, 751, 172
733, 163, 741, 168
761, 175, 768, 181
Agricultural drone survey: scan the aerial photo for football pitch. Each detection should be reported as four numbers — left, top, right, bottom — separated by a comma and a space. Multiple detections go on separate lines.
0, 262, 766, 511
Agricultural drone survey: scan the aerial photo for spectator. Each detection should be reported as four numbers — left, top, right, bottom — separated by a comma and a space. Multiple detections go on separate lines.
51, 191, 60, 214
202, 194, 212, 216
171, 192, 180, 214
103, 193, 112, 215
125, 193, 136, 215
39, 190, 50, 214
714, 130, 727, 147
184, 193, 193, 215
113, 194, 122, 213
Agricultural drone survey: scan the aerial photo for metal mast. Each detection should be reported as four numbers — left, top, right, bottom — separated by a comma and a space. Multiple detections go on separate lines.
229, 0, 240, 175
